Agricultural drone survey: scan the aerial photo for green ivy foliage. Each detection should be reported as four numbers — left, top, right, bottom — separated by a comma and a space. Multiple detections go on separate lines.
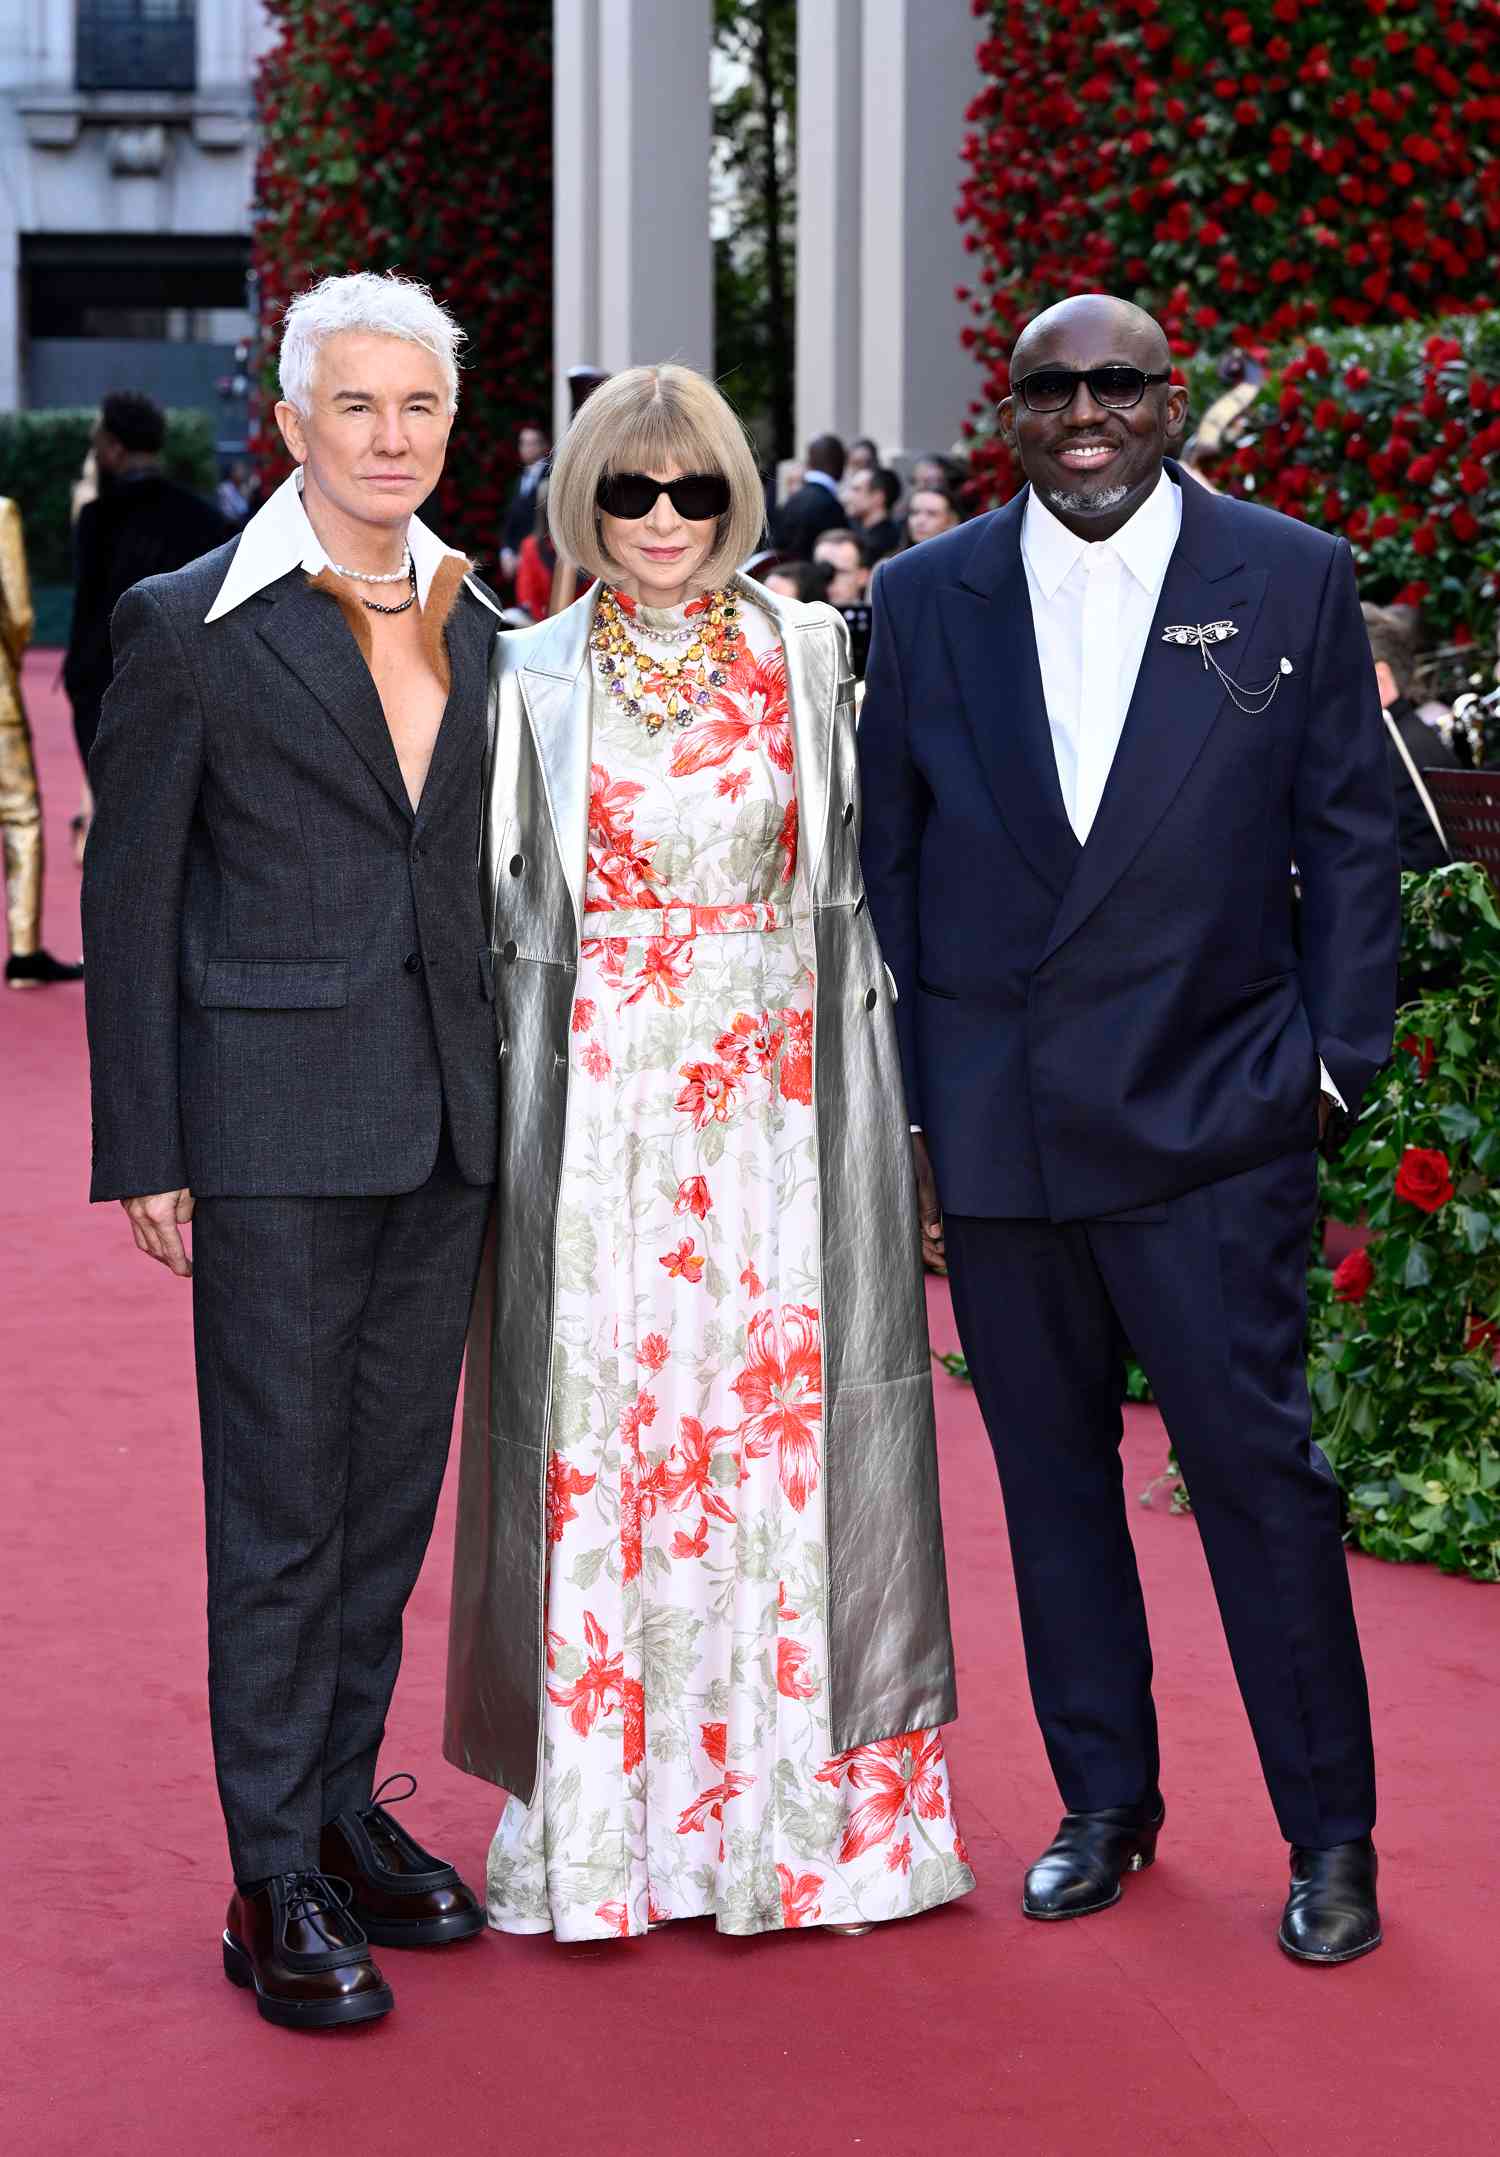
1312, 864, 1500, 1582
0, 409, 218, 586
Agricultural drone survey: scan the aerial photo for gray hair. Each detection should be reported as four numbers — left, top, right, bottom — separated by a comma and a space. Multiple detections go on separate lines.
277, 271, 465, 416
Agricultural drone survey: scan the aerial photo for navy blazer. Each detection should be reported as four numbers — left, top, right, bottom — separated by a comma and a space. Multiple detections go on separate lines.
857, 465, 1400, 1220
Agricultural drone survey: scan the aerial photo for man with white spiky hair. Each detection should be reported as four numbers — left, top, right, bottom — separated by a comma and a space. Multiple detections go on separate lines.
83, 270, 507, 2029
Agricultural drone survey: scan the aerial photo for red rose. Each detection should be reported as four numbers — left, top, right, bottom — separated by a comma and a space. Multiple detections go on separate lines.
1411, 523, 1439, 557
1398, 1033, 1436, 1080
1332, 1248, 1375, 1303
1465, 1315, 1500, 1359
1451, 507, 1481, 544
1394, 1147, 1454, 1213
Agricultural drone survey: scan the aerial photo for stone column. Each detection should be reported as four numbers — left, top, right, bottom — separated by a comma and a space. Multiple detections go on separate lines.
794, 0, 862, 453
552, 0, 713, 442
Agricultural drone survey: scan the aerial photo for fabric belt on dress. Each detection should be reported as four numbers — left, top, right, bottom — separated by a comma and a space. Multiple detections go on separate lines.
580, 902, 784, 940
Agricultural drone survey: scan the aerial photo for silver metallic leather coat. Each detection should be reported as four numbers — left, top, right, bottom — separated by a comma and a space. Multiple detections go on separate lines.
443, 573, 957, 1803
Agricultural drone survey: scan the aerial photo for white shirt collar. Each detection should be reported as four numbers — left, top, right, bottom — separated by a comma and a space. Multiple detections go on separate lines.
1021, 467, 1180, 602
204, 469, 466, 624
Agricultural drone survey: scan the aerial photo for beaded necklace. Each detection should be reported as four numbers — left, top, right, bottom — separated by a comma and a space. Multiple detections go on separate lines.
591, 585, 741, 736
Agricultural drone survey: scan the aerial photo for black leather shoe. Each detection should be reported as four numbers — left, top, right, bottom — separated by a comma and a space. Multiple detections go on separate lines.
1279, 1836, 1381, 1964
1022, 1797, 1166, 1920
222, 1870, 394, 2028
5, 948, 83, 988
321, 1773, 485, 1947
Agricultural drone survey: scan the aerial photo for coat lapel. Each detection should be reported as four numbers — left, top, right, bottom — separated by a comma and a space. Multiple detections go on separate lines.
735, 573, 834, 892
1039, 474, 1267, 964
518, 586, 598, 933
255, 575, 412, 820
938, 503, 1081, 897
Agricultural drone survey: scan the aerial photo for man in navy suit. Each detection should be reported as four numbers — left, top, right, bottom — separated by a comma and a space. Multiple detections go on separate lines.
859, 294, 1399, 1963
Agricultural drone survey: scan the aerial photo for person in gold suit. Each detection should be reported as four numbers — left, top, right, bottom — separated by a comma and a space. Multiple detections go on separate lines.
0, 497, 83, 988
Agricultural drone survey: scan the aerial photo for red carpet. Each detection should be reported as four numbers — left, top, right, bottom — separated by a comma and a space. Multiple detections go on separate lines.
6, 648, 1498, 2156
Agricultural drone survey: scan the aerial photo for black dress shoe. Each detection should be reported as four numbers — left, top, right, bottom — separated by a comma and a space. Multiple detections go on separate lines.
320, 1773, 485, 1947
5, 948, 83, 988
1279, 1836, 1381, 1964
1023, 1797, 1166, 1920
222, 1870, 394, 2028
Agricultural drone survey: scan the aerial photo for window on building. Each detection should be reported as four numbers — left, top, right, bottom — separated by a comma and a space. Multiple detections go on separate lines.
76, 1, 198, 94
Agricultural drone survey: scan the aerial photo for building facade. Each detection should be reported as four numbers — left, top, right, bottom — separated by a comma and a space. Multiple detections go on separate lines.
0, 0, 271, 445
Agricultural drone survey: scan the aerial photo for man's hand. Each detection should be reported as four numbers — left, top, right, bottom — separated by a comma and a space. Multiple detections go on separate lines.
912, 1132, 946, 1276
122, 1189, 195, 1278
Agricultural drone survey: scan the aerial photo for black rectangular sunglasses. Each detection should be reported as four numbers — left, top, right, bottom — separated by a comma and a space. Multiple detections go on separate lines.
1014, 365, 1172, 413
596, 470, 731, 521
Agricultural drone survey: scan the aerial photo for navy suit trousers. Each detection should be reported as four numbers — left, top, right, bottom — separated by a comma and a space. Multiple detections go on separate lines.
945, 1148, 1376, 1851
192, 1132, 493, 1881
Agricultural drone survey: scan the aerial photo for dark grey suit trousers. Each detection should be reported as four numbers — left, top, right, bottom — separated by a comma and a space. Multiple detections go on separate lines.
192, 1132, 493, 1880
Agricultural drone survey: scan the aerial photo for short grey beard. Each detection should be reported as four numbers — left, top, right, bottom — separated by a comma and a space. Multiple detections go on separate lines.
1041, 481, 1131, 516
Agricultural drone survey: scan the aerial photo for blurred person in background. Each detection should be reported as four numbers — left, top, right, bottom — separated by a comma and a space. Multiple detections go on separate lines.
499, 418, 551, 587
847, 464, 905, 566
762, 558, 829, 604
910, 451, 966, 499
772, 431, 846, 555
902, 485, 962, 548
1363, 600, 1457, 873
812, 528, 869, 606
64, 390, 233, 778
1, 495, 83, 987
216, 460, 254, 526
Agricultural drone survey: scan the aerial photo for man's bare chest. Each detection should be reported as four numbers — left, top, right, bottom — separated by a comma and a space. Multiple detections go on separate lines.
365, 615, 448, 809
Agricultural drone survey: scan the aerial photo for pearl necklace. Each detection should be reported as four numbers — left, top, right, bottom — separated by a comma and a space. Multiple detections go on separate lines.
591, 586, 741, 736
325, 544, 413, 585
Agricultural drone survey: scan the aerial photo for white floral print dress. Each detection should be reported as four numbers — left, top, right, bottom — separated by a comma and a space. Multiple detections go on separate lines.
487, 588, 974, 1941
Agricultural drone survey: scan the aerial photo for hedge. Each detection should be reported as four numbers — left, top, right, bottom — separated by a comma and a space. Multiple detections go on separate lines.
957, 0, 1500, 502
0, 409, 218, 586
251, 1, 552, 564
1186, 311, 1500, 652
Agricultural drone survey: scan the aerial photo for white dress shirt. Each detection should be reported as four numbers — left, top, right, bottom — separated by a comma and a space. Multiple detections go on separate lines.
1020, 467, 1181, 844
203, 469, 471, 624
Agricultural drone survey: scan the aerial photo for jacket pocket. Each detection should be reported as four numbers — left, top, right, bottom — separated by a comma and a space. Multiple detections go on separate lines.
917, 978, 960, 1002
200, 959, 349, 1010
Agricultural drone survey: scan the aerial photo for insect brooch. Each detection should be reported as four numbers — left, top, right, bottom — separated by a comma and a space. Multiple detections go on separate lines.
1162, 620, 1294, 714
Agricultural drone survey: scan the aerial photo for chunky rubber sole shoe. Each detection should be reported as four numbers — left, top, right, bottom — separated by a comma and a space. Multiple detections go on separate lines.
352, 1903, 486, 1948
222, 1933, 394, 2028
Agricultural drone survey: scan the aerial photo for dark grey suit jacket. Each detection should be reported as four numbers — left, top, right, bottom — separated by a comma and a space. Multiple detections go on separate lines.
83, 542, 501, 1200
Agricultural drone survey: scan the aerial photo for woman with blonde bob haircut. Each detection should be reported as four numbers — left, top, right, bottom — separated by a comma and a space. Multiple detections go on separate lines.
445, 362, 972, 1944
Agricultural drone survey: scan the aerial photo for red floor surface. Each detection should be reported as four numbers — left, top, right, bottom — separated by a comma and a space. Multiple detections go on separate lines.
6, 649, 1499, 2156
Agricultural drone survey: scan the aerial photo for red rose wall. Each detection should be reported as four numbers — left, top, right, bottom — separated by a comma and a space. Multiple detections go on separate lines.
251, 0, 552, 564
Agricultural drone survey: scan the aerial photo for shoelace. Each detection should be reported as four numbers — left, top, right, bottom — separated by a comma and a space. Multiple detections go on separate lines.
362, 1770, 418, 1820
276, 1868, 358, 1949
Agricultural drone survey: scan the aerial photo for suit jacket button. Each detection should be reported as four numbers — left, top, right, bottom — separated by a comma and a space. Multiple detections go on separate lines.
509, 853, 525, 876
502, 939, 518, 963
843, 801, 855, 826
853, 893, 866, 915
864, 986, 877, 1010
403, 951, 423, 974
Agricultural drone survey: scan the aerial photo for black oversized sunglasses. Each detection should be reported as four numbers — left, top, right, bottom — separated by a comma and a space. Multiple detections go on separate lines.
596, 470, 731, 521
1013, 365, 1172, 414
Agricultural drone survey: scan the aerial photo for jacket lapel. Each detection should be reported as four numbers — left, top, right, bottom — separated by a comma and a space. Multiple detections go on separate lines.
1040, 474, 1267, 964
938, 502, 1081, 897
255, 575, 412, 820
414, 585, 490, 827
518, 586, 598, 933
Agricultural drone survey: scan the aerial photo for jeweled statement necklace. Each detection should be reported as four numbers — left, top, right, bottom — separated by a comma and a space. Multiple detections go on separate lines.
591, 585, 741, 735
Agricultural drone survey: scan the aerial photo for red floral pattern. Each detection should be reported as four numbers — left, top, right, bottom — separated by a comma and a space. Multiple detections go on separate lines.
486, 594, 971, 1941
